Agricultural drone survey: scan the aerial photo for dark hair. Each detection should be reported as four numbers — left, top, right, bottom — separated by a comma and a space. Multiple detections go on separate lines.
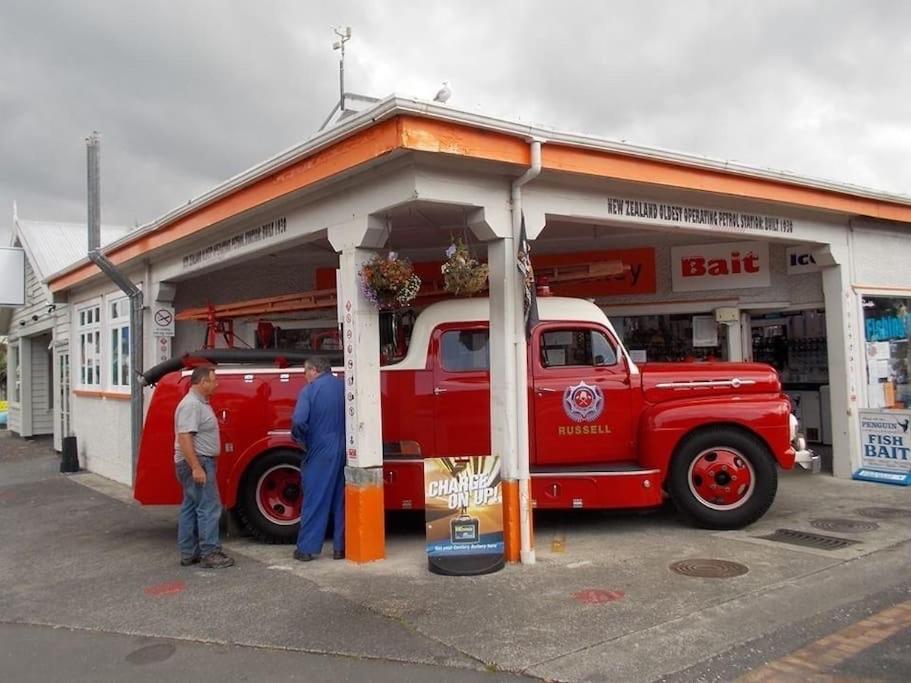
190, 365, 216, 385
305, 356, 331, 374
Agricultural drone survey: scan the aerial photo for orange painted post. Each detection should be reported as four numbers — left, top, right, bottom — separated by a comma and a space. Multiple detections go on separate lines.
502, 480, 521, 562
344, 473, 385, 563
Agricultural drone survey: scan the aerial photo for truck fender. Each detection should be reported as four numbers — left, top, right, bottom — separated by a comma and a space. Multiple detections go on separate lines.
637, 395, 792, 472
224, 434, 302, 509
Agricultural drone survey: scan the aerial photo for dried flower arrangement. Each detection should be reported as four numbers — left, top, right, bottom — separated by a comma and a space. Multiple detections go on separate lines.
441, 239, 489, 296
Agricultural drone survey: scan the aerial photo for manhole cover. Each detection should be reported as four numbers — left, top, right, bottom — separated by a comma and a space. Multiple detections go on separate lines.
760, 528, 859, 551
811, 518, 880, 533
669, 559, 749, 578
857, 507, 911, 520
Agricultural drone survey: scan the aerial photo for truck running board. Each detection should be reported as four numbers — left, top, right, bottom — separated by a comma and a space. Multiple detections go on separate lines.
530, 466, 664, 510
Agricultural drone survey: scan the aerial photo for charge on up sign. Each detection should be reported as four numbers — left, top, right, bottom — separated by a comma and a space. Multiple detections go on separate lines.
671, 241, 770, 292
424, 456, 504, 575
854, 409, 911, 486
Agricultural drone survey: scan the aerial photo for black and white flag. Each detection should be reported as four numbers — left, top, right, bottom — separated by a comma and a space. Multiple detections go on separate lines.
516, 213, 539, 340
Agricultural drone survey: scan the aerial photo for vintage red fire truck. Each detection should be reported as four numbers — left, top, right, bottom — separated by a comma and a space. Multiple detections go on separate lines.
134, 296, 816, 543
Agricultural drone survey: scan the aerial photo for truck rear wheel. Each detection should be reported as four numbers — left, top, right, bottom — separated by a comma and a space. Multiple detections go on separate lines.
237, 449, 303, 543
669, 427, 777, 530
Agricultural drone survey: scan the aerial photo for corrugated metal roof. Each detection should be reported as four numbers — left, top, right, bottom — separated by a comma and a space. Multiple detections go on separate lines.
15, 220, 131, 282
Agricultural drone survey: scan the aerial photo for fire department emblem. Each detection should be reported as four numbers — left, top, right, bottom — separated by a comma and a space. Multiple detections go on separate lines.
563, 380, 604, 423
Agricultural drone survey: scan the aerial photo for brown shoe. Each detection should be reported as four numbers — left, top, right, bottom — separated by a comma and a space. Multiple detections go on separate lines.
200, 551, 235, 569
333, 550, 345, 560
293, 550, 314, 562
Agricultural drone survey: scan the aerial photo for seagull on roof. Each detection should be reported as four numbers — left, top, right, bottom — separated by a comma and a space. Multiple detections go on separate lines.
433, 81, 451, 103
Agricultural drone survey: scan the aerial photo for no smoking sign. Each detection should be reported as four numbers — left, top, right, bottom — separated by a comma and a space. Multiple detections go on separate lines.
152, 305, 175, 337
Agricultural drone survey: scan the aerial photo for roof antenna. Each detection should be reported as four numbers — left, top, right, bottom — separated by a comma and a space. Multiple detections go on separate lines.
333, 25, 352, 114
318, 26, 379, 132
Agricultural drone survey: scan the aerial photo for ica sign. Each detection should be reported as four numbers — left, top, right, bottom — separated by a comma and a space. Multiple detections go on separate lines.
786, 246, 823, 274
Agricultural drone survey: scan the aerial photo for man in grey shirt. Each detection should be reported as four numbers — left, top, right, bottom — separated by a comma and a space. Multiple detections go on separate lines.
174, 365, 234, 569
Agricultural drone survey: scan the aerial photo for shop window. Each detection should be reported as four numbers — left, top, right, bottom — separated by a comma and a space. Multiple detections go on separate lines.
751, 310, 828, 384
618, 314, 725, 363
76, 303, 102, 388
108, 297, 130, 390
540, 329, 616, 368
862, 296, 910, 409
441, 330, 489, 372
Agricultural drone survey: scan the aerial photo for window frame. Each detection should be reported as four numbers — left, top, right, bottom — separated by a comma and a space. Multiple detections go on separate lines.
8, 341, 20, 403
106, 293, 131, 392
438, 327, 491, 373
75, 299, 103, 389
538, 326, 619, 370
858, 291, 911, 411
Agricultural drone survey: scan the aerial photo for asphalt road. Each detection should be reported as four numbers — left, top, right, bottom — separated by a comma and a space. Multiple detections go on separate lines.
2, 431, 910, 682
0, 622, 530, 682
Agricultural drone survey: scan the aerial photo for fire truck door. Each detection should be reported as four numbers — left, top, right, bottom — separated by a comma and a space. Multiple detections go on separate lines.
431, 325, 491, 457
211, 372, 271, 468
532, 326, 633, 465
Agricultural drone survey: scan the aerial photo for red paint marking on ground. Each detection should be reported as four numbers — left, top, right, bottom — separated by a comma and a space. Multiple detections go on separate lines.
144, 581, 186, 597
572, 589, 625, 605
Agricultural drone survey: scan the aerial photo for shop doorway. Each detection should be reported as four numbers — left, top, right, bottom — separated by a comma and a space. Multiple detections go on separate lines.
749, 309, 830, 446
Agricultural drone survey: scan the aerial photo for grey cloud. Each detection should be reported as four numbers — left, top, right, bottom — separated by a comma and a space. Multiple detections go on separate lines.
1, 0, 908, 245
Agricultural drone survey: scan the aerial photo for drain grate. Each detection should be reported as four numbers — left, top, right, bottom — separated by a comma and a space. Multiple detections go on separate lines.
856, 506, 911, 520
811, 518, 880, 533
669, 559, 749, 578
761, 528, 859, 551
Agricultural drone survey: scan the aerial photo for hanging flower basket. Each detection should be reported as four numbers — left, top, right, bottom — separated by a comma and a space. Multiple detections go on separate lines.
441, 239, 489, 296
359, 252, 422, 309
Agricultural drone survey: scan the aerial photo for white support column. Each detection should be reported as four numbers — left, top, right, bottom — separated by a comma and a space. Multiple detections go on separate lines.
822, 262, 861, 478
328, 215, 389, 562
513, 209, 545, 566
487, 236, 521, 557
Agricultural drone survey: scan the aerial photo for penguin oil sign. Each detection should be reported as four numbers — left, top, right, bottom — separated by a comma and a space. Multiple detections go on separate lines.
424, 456, 504, 575
854, 409, 911, 486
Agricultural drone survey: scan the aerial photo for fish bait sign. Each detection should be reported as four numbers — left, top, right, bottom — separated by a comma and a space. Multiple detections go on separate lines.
424, 456, 504, 575
854, 409, 911, 486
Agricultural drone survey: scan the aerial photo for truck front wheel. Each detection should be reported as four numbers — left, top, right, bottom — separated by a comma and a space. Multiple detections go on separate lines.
669, 427, 777, 529
237, 449, 303, 543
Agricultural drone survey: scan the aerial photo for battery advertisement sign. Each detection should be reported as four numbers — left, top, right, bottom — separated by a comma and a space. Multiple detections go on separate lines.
424, 456, 504, 575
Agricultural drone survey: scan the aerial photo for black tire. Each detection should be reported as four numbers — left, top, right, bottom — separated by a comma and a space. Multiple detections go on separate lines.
668, 427, 778, 530
237, 449, 303, 544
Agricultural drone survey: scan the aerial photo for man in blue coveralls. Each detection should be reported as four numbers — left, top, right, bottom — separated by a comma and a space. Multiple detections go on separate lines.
291, 356, 346, 561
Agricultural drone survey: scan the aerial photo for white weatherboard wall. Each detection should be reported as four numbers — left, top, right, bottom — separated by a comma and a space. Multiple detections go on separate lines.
851, 220, 911, 289
29, 334, 53, 435
70, 394, 132, 483
65, 272, 144, 486
6, 256, 60, 438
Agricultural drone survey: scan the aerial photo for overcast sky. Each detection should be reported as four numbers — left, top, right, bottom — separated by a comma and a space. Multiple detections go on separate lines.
2, 0, 909, 244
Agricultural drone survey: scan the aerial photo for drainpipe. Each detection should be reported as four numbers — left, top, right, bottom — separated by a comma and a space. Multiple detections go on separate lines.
511, 138, 542, 564
86, 133, 144, 481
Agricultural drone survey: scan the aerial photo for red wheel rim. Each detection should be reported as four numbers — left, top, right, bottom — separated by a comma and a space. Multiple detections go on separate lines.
687, 447, 755, 510
255, 465, 302, 525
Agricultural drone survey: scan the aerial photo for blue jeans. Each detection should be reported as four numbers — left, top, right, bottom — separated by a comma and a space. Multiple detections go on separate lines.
176, 457, 222, 559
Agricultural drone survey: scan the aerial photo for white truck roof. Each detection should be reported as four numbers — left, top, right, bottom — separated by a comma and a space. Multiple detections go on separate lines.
388, 297, 630, 371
